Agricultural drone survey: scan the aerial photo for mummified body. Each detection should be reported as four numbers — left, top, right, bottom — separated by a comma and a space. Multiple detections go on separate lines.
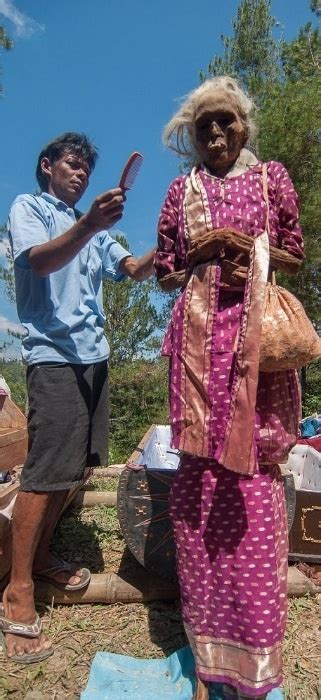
155, 77, 304, 699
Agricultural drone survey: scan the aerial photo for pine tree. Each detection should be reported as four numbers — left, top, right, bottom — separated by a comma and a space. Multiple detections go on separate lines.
103, 234, 163, 366
0, 25, 13, 94
202, 0, 321, 324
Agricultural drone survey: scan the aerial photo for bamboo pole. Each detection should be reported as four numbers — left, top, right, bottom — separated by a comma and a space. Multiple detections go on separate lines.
33, 567, 317, 606
34, 572, 179, 605
72, 491, 117, 507
94, 465, 125, 477
70, 491, 117, 508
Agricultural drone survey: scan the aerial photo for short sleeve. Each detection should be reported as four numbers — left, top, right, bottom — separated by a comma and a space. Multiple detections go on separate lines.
8, 195, 50, 269
272, 164, 304, 260
99, 231, 131, 281
154, 180, 181, 280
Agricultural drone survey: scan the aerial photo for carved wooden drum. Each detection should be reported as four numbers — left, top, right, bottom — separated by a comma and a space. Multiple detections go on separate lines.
117, 426, 319, 582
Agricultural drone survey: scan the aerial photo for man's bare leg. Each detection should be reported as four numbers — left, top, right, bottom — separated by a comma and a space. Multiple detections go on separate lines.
2, 490, 61, 658
33, 488, 84, 587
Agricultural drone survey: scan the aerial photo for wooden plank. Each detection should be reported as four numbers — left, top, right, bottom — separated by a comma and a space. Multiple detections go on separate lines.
0, 395, 28, 472
0, 437, 27, 472
0, 395, 27, 429
0, 428, 27, 445
0, 481, 20, 509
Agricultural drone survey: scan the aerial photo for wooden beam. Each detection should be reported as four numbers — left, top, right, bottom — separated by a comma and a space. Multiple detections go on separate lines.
33, 566, 317, 606
71, 491, 117, 507
92, 466, 126, 478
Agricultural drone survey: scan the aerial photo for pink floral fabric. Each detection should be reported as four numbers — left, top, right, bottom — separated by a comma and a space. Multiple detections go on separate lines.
156, 161, 304, 470
155, 160, 304, 694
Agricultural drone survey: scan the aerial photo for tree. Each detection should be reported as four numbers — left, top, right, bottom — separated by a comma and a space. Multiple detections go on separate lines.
201, 0, 279, 99
103, 234, 164, 366
0, 26, 13, 94
202, 0, 321, 324
109, 358, 168, 461
0, 225, 15, 304
311, 0, 321, 17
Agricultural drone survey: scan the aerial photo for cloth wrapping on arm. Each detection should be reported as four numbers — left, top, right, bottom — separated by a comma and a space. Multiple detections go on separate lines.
158, 227, 303, 292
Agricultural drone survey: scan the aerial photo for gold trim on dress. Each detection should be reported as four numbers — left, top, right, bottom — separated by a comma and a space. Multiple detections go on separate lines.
185, 625, 282, 690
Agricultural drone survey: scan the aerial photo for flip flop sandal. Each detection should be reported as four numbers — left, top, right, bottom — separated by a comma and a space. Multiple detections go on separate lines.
33, 561, 91, 591
0, 612, 53, 664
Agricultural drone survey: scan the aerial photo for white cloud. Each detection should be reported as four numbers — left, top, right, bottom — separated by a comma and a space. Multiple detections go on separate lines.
0, 315, 25, 336
0, 0, 44, 37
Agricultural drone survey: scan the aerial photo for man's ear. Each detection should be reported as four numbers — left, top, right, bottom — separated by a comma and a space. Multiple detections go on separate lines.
40, 157, 52, 179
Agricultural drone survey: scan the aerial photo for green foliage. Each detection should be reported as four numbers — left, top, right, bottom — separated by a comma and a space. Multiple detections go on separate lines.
0, 25, 13, 94
109, 358, 168, 462
281, 23, 321, 81
0, 26, 12, 51
0, 224, 15, 304
0, 359, 26, 411
103, 234, 165, 366
201, 0, 321, 412
302, 359, 321, 416
311, 0, 321, 17
202, 0, 279, 99
258, 77, 321, 322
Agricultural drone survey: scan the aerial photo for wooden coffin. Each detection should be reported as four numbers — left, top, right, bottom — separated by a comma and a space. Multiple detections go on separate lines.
117, 425, 179, 582
283, 444, 321, 565
117, 426, 321, 582
0, 394, 27, 473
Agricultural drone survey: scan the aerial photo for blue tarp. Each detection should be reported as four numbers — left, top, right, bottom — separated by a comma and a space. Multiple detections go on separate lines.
81, 646, 284, 699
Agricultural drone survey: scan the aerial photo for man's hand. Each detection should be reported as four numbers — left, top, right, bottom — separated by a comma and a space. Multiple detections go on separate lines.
81, 188, 125, 235
28, 188, 125, 277
120, 248, 156, 282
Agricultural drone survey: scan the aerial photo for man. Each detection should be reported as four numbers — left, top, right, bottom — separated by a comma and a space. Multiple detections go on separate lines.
1, 132, 155, 663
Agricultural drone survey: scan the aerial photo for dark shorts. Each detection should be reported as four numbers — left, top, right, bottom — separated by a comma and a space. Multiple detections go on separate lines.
20, 361, 109, 492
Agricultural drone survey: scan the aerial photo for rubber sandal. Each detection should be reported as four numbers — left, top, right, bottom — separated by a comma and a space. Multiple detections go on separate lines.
0, 612, 53, 665
33, 560, 91, 591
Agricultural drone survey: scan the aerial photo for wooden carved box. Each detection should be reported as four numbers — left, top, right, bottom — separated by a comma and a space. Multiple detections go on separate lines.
283, 444, 321, 565
0, 393, 27, 474
117, 426, 321, 582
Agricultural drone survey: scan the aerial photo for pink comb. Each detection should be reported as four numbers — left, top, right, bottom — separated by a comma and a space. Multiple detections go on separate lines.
119, 151, 143, 191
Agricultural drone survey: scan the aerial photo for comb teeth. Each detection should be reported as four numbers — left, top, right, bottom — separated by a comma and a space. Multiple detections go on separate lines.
119, 152, 143, 190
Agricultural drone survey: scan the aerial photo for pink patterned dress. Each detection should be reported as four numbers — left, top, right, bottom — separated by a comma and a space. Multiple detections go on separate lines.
155, 159, 304, 697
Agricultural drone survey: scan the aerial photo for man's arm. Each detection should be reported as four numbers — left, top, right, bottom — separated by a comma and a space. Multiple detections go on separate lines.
119, 248, 156, 281
28, 188, 125, 277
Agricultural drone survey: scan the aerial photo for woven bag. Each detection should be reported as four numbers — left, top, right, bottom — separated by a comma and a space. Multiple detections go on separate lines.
259, 273, 321, 371
258, 164, 321, 371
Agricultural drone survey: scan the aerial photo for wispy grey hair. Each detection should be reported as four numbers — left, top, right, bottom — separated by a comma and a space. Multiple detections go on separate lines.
163, 76, 257, 165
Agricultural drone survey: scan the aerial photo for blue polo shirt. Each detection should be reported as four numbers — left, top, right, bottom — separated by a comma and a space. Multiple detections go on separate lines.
8, 192, 131, 365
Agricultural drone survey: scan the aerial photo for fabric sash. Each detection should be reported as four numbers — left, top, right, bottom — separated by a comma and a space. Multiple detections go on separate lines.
176, 165, 270, 475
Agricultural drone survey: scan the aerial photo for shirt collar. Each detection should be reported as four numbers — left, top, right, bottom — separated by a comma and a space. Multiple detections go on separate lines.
40, 191, 74, 212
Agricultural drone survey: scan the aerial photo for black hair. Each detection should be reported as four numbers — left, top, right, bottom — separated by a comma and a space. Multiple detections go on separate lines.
35, 132, 99, 190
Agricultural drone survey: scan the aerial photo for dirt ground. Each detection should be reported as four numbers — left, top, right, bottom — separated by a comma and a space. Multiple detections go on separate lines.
0, 476, 320, 700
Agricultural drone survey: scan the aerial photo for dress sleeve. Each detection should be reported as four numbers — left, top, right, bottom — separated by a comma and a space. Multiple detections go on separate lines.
274, 164, 304, 259
154, 180, 180, 279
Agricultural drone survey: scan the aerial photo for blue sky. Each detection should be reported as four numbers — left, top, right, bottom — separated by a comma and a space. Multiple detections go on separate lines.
0, 0, 317, 356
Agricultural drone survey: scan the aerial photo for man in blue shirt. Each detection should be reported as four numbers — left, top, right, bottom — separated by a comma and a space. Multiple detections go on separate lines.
2, 132, 155, 663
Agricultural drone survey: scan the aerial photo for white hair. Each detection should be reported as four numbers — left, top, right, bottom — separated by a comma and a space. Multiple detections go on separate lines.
163, 76, 257, 165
